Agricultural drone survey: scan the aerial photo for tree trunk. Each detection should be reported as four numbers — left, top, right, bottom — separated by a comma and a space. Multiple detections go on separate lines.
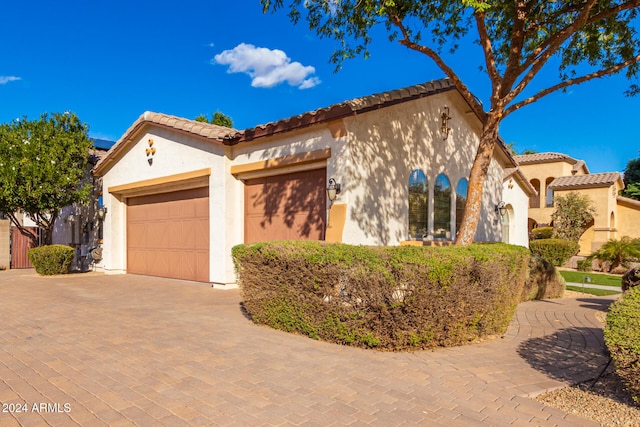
455, 113, 501, 246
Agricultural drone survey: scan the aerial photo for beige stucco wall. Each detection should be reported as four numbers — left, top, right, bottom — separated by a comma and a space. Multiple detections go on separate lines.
502, 179, 530, 248
0, 220, 9, 269
100, 127, 231, 284
340, 90, 503, 245
518, 160, 586, 226
617, 202, 640, 239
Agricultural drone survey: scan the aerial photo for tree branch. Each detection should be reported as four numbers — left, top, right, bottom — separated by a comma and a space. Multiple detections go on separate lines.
388, 13, 487, 121
474, 10, 501, 100
503, 53, 640, 117
505, 0, 599, 105
501, 0, 528, 98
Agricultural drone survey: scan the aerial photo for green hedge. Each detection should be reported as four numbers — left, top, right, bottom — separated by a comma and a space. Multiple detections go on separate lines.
605, 287, 640, 402
233, 241, 530, 351
529, 238, 579, 266
530, 227, 553, 240
27, 245, 74, 275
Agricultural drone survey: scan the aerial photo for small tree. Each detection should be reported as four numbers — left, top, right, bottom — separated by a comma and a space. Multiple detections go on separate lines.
551, 192, 596, 242
0, 112, 93, 246
194, 110, 234, 128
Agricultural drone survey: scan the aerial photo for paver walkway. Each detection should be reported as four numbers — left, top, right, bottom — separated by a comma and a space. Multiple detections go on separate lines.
0, 269, 617, 426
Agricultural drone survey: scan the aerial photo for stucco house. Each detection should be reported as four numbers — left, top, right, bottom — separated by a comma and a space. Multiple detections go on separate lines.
93, 78, 521, 286
515, 152, 640, 255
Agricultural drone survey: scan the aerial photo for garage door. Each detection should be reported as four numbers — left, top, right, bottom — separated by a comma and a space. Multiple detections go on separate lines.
245, 169, 326, 243
127, 187, 209, 282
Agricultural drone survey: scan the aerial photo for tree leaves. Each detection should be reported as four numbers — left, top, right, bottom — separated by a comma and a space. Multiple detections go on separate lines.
0, 112, 93, 244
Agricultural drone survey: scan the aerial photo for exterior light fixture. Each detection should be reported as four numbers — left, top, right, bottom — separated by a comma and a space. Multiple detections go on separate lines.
67, 214, 76, 223
495, 201, 507, 217
441, 106, 452, 140
97, 207, 108, 221
326, 178, 341, 201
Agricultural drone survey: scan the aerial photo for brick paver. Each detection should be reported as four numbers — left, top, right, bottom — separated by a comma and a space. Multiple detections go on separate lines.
0, 269, 614, 425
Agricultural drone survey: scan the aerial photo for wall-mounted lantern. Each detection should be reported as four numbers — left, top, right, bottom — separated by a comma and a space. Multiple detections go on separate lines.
441, 106, 452, 140
97, 207, 108, 221
495, 201, 507, 217
326, 178, 341, 202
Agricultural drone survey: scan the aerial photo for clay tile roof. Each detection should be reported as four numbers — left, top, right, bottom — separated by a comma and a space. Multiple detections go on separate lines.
232, 78, 456, 144
548, 172, 623, 190
93, 112, 238, 176
514, 152, 578, 165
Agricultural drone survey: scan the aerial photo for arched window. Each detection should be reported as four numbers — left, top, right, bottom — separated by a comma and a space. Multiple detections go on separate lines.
530, 179, 540, 208
408, 169, 428, 239
434, 174, 451, 239
455, 178, 468, 236
545, 177, 555, 207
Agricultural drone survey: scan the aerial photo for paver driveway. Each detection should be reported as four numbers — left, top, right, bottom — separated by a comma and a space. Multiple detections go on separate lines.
0, 269, 614, 426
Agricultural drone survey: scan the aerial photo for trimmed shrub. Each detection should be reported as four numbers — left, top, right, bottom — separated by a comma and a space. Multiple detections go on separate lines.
530, 227, 553, 240
576, 259, 593, 272
233, 241, 530, 351
522, 255, 565, 301
605, 287, 640, 402
529, 239, 579, 266
27, 245, 74, 275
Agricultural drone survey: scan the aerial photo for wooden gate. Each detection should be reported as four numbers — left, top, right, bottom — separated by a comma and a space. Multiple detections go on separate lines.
11, 227, 41, 269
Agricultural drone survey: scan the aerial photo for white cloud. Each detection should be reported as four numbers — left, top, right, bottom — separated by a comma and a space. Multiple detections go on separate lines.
0, 76, 21, 85
213, 43, 320, 89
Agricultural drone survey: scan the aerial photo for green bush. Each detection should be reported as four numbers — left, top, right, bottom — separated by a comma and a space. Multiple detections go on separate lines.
530, 227, 553, 240
27, 245, 74, 275
522, 255, 565, 300
605, 287, 640, 402
233, 241, 530, 351
588, 237, 640, 272
529, 239, 579, 266
576, 259, 593, 272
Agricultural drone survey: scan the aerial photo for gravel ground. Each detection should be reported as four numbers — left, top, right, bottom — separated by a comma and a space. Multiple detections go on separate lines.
533, 290, 640, 426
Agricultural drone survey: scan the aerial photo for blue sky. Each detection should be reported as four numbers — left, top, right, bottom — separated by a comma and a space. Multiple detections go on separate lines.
1, 0, 638, 173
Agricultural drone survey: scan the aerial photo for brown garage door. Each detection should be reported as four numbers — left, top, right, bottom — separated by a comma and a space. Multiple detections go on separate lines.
245, 169, 326, 243
127, 187, 209, 282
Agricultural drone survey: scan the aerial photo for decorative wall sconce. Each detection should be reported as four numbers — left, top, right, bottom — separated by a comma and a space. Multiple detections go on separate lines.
146, 138, 156, 165
495, 201, 507, 217
326, 178, 342, 201
441, 106, 452, 140
67, 214, 76, 223
97, 207, 108, 221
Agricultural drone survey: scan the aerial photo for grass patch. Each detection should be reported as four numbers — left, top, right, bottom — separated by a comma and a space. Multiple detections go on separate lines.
559, 270, 622, 287
566, 285, 621, 296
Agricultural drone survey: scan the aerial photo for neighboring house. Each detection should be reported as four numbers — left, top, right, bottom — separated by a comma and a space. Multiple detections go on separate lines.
515, 152, 640, 255
93, 79, 520, 286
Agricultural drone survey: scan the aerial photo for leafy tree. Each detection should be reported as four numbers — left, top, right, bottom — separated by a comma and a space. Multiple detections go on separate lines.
621, 152, 640, 199
0, 112, 93, 246
195, 110, 234, 128
551, 192, 596, 242
261, 0, 640, 245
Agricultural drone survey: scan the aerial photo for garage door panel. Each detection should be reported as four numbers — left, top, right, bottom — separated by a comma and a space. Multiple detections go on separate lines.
127, 187, 209, 282
245, 169, 326, 243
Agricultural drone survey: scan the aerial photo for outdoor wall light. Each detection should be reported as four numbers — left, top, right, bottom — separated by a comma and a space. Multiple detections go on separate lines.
326, 178, 342, 202
495, 201, 507, 217
67, 214, 76, 223
97, 207, 108, 221
441, 106, 452, 140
